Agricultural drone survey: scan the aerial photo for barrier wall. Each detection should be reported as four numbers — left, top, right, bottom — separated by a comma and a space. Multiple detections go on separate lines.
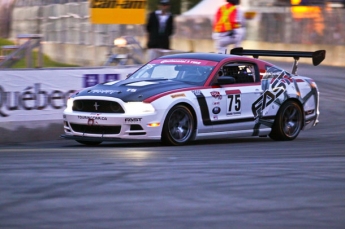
42, 38, 344, 68
0, 66, 140, 144
10, 2, 345, 46
8, 2, 345, 67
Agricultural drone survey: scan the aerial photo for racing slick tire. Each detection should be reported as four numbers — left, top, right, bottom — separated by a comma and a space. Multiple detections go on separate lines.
76, 140, 102, 146
269, 100, 303, 141
161, 105, 195, 146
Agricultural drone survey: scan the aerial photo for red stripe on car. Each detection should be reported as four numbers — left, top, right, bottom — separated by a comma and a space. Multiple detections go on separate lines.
226, 89, 241, 95
143, 86, 206, 103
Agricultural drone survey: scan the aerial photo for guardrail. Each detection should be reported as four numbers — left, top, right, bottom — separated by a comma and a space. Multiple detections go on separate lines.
0, 34, 43, 68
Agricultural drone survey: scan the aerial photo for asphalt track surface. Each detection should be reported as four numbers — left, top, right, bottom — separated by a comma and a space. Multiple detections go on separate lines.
1, 62, 344, 229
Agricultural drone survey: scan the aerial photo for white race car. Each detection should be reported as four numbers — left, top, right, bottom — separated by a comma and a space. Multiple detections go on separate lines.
61, 48, 326, 146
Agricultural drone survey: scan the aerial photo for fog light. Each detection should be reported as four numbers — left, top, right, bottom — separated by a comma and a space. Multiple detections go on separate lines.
148, 122, 160, 127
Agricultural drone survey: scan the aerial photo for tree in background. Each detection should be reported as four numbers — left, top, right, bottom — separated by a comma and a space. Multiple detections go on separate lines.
147, 0, 202, 15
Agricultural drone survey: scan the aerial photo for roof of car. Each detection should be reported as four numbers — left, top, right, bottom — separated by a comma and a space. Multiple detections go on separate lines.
157, 52, 239, 62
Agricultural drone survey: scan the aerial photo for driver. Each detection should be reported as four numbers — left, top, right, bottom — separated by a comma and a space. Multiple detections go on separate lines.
197, 66, 212, 79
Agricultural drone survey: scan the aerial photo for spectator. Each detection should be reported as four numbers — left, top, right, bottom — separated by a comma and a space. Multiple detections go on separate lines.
212, 0, 246, 54
145, 0, 174, 60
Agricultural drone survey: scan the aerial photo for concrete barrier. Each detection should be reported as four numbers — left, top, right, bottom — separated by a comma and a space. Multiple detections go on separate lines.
169, 38, 342, 67
8, 2, 344, 67
42, 37, 343, 67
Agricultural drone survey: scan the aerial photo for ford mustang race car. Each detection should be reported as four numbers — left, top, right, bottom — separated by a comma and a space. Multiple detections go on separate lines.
61, 48, 326, 146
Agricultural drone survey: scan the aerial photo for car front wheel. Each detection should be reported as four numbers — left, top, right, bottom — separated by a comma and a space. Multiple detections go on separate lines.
161, 105, 194, 146
269, 100, 303, 141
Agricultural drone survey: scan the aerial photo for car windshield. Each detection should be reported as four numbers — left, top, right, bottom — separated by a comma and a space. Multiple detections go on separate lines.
127, 58, 217, 85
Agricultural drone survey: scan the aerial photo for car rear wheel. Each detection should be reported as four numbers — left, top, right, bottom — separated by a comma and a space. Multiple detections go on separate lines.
269, 100, 303, 141
161, 105, 194, 146
76, 140, 102, 146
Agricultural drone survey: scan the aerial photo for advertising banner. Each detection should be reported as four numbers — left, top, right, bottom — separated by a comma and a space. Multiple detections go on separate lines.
0, 67, 139, 124
90, 0, 147, 24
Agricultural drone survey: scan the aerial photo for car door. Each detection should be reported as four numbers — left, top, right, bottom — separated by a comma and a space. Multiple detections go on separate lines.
205, 62, 262, 132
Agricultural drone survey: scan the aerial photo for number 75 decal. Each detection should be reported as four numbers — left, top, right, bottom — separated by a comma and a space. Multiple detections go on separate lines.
227, 94, 241, 115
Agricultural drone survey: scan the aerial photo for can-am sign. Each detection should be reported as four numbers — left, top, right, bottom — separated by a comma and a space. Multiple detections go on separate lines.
90, 0, 147, 24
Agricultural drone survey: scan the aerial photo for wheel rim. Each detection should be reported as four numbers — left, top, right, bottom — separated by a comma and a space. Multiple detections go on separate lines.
167, 108, 193, 143
282, 104, 302, 138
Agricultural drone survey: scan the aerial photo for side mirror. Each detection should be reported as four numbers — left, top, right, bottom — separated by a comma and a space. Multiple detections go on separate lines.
126, 73, 132, 79
217, 76, 236, 85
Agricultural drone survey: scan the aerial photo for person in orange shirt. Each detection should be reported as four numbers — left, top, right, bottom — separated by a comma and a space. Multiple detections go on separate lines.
212, 0, 246, 54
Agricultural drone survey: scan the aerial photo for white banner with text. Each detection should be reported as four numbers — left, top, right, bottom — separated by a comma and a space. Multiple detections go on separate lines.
0, 66, 139, 125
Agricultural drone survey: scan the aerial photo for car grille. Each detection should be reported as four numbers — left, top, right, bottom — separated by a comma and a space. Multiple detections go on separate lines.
70, 124, 121, 135
73, 100, 124, 113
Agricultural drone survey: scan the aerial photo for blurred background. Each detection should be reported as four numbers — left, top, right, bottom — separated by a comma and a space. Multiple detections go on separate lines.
0, 0, 344, 66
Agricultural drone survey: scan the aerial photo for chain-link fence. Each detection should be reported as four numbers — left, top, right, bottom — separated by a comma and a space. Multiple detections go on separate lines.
9, 1, 345, 47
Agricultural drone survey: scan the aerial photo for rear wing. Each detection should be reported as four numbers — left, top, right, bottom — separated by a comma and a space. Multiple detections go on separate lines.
230, 47, 326, 75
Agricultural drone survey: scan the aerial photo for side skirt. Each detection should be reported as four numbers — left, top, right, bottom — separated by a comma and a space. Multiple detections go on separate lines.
194, 128, 272, 140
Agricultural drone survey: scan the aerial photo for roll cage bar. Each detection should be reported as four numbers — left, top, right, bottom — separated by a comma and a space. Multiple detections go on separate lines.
230, 47, 326, 75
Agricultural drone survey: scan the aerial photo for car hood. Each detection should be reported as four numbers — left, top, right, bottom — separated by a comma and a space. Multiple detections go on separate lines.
73, 79, 199, 102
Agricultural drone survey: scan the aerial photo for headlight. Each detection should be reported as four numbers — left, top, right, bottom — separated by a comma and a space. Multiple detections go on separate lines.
124, 102, 155, 114
65, 98, 74, 112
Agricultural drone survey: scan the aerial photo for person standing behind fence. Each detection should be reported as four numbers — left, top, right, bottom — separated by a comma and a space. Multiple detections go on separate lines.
212, 0, 246, 54
145, 0, 174, 61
